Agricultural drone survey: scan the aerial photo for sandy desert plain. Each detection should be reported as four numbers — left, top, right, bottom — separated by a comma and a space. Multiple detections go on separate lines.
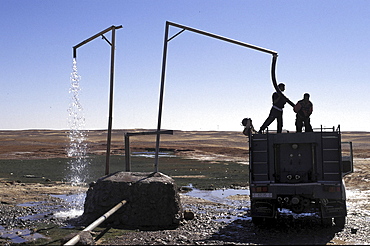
0, 129, 369, 245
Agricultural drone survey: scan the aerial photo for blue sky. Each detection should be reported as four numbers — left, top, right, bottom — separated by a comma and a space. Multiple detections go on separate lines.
1, 0, 369, 132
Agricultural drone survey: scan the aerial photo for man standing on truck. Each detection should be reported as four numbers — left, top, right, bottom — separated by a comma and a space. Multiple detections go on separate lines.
258, 83, 287, 133
294, 93, 313, 132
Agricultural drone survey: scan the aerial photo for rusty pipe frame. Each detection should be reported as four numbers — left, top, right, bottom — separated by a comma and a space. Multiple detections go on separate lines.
72, 25, 122, 175
64, 199, 127, 245
154, 21, 294, 170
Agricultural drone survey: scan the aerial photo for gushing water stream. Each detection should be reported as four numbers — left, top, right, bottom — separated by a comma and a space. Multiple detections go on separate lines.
65, 58, 90, 213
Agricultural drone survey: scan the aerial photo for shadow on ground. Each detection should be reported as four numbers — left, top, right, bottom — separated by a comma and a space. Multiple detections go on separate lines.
207, 215, 343, 245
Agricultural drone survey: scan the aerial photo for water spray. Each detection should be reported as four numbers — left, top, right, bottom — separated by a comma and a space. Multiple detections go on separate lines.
67, 59, 89, 185
72, 25, 123, 175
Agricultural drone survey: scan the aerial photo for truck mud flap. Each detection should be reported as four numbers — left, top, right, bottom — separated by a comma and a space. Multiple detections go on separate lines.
251, 200, 276, 218
320, 200, 347, 218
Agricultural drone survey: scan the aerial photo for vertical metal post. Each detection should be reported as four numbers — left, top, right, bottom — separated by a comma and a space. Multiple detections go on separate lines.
72, 25, 122, 176
154, 22, 170, 173
124, 133, 131, 171
105, 27, 117, 175
153, 21, 286, 173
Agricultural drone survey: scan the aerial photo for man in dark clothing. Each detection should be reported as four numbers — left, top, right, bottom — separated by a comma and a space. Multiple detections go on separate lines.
294, 93, 313, 132
259, 83, 287, 133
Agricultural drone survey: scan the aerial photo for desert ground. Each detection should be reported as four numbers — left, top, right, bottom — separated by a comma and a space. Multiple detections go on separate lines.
0, 129, 369, 191
0, 129, 369, 244
0, 129, 369, 159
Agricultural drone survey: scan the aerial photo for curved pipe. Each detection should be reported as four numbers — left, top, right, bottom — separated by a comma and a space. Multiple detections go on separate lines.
271, 54, 295, 107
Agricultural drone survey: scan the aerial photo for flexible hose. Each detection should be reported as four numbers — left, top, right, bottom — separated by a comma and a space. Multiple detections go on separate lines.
271, 54, 295, 107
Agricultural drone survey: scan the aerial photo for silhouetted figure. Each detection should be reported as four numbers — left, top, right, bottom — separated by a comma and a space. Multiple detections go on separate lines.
259, 83, 287, 133
294, 93, 313, 132
242, 118, 256, 136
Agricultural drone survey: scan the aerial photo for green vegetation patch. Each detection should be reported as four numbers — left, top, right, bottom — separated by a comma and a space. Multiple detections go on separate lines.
0, 155, 249, 190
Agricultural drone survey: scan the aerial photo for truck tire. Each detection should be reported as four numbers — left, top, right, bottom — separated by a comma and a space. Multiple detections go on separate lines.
321, 217, 332, 227
334, 216, 346, 228
252, 217, 264, 225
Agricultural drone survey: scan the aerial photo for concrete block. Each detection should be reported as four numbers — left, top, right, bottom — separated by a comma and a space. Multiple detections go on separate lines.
79, 172, 183, 230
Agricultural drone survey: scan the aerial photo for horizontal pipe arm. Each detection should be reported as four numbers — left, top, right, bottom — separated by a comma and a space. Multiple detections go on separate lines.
125, 130, 174, 137
167, 21, 277, 55
73, 25, 122, 58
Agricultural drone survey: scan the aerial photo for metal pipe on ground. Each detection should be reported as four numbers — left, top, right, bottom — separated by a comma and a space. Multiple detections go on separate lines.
64, 199, 127, 245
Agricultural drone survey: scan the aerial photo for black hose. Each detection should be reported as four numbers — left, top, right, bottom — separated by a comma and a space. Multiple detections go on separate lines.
271, 54, 295, 107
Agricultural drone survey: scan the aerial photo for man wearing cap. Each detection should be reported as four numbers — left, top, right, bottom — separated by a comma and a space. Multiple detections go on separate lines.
294, 93, 313, 132
258, 83, 287, 134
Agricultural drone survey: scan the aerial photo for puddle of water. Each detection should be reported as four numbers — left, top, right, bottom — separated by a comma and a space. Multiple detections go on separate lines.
184, 185, 251, 223
132, 151, 177, 158
185, 184, 250, 206
17, 201, 45, 207
18, 212, 54, 221
0, 225, 46, 244
183, 186, 324, 223
54, 208, 83, 218
52, 193, 86, 205
51, 193, 85, 219
277, 208, 320, 219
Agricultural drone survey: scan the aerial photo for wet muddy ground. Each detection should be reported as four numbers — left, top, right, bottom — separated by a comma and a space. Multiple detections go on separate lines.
1, 180, 369, 245
108, 188, 370, 245
0, 130, 369, 245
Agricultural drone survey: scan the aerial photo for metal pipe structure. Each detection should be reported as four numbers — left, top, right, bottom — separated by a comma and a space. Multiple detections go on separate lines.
64, 199, 127, 245
154, 21, 294, 169
154, 23, 170, 173
72, 25, 123, 175
105, 26, 117, 175
73, 25, 122, 58
167, 21, 277, 55
124, 130, 173, 171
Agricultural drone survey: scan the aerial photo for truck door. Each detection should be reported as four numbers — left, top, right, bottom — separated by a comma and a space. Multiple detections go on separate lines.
341, 141, 353, 176
275, 143, 315, 183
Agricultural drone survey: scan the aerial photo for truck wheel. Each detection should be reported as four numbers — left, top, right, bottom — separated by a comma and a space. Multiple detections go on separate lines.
252, 217, 264, 225
334, 216, 346, 228
321, 217, 332, 227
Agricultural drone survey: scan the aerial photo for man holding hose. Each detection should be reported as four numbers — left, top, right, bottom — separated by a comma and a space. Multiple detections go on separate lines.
258, 83, 287, 134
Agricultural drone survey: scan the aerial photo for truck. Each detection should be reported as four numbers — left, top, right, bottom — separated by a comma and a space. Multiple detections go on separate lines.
153, 22, 354, 227
243, 119, 353, 227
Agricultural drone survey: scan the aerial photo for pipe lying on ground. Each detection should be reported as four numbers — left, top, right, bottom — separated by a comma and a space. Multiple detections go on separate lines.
64, 199, 127, 245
